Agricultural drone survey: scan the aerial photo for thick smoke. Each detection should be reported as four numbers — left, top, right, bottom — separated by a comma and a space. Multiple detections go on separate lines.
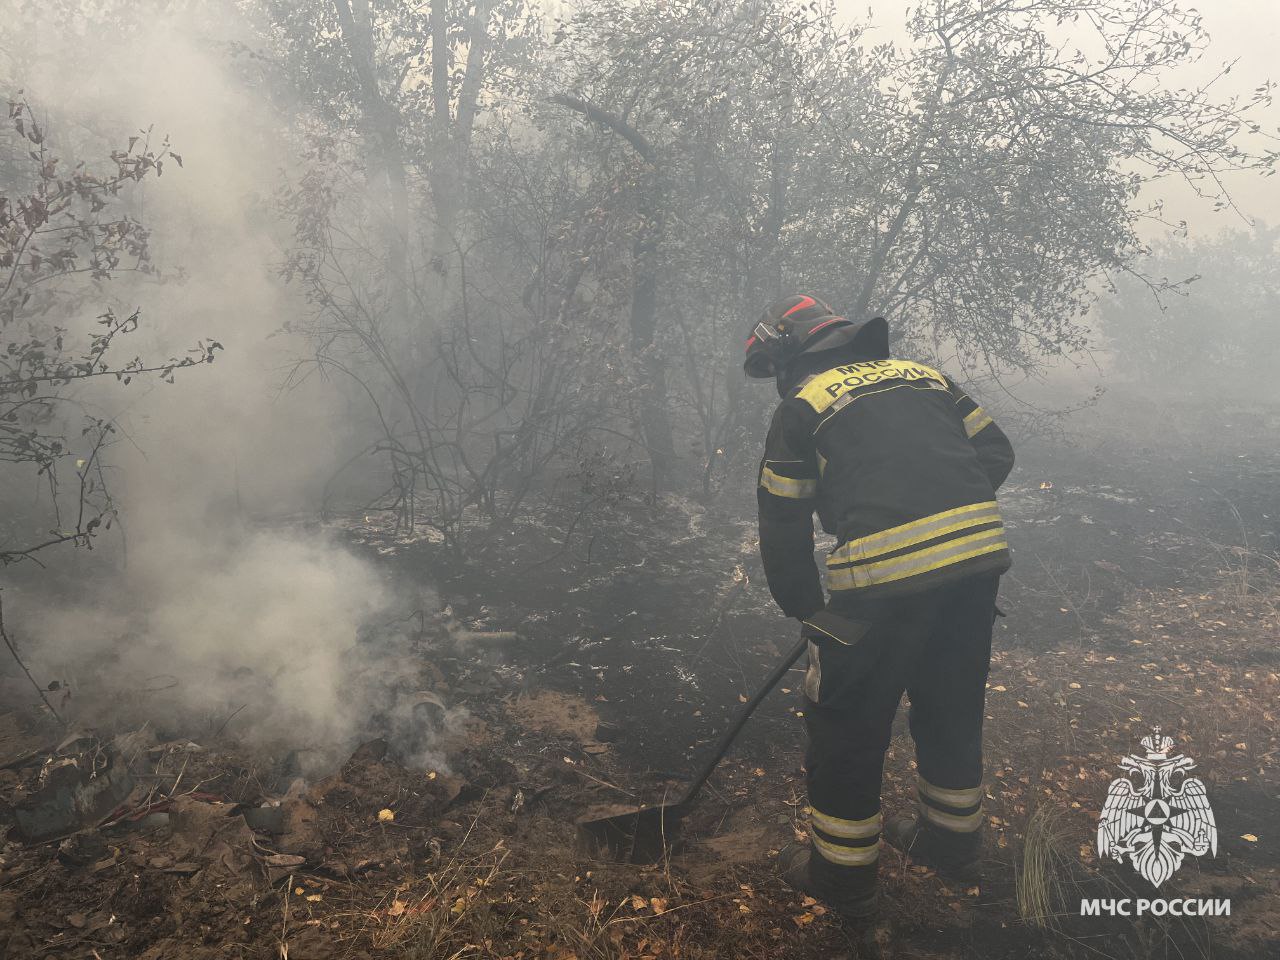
30, 532, 388, 752
2, 5, 424, 765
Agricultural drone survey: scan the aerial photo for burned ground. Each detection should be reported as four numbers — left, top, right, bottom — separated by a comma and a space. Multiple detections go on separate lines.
1, 390, 1278, 959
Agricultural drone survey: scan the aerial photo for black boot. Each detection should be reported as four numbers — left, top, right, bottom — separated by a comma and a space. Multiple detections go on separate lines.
778, 841, 879, 923
779, 842, 887, 958
883, 816, 982, 882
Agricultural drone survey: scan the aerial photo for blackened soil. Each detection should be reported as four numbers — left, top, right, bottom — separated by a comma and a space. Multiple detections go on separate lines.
367, 393, 1279, 780
345, 388, 1280, 959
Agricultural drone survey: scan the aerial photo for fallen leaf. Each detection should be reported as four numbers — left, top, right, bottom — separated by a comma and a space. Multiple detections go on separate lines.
1241, 834, 1258, 842
264, 854, 306, 868
377, 808, 395, 823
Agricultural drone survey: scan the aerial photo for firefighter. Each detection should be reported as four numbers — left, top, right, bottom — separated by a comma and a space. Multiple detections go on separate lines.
745, 294, 1015, 926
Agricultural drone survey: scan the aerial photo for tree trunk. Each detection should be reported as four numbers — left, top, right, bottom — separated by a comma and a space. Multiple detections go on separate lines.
711, 126, 790, 497
425, 0, 492, 329
430, 0, 456, 271
630, 186, 676, 493
550, 94, 677, 493
334, 0, 410, 341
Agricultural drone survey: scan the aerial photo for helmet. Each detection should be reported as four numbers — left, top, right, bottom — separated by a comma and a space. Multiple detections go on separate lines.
744, 294, 887, 379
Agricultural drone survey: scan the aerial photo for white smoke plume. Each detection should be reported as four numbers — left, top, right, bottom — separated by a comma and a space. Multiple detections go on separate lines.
1, 3, 430, 767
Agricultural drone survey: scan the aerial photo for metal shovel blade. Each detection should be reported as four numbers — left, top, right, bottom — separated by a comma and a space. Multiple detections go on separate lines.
575, 802, 686, 864
573, 635, 814, 865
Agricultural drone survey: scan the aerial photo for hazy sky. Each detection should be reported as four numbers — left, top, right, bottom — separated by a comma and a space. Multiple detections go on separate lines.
842, 0, 1280, 236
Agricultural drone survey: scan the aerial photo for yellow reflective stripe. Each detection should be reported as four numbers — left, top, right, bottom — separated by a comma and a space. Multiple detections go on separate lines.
828, 527, 1008, 590
811, 833, 881, 866
759, 465, 816, 499
830, 501, 1000, 565
919, 803, 983, 833
830, 527, 1008, 589
964, 407, 993, 438
796, 359, 948, 413
810, 807, 881, 840
918, 776, 983, 808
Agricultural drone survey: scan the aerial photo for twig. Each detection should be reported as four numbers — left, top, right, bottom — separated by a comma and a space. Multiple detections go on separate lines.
562, 765, 638, 799
0, 592, 65, 726
169, 751, 192, 798
280, 872, 292, 959
213, 704, 248, 739
692, 574, 749, 661
1033, 553, 1089, 632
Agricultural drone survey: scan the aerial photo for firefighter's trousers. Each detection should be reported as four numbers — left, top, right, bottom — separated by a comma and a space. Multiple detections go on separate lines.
801, 573, 1000, 894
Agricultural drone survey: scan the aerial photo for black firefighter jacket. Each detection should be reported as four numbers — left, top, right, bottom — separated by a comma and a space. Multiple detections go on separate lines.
757, 356, 1015, 620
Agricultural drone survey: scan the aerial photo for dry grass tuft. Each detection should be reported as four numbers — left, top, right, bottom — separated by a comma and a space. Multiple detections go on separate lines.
1016, 804, 1075, 932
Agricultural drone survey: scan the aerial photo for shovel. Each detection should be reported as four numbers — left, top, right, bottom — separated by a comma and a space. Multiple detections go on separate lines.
576, 633, 810, 864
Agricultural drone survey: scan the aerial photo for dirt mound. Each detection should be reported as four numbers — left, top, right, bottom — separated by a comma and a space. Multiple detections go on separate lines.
505, 690, 600, 741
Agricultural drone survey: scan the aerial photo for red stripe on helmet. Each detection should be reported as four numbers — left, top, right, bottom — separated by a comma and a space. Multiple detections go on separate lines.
745, 334, 758, 348
781, 295, 817, 318
806, 317, 844, 336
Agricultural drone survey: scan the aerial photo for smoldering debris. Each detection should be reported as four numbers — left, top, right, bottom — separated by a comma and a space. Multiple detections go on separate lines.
0, 618, 643, 959
9, 527, 523, 775
0, 595, 530, 877
12, 734, 135, 843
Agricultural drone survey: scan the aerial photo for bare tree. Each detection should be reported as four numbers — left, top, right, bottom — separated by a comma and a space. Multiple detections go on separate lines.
255, 0, 1276, 545
552, 0, 1277, 491
1, 98, 219, 567
1102, 224, 1280, 377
